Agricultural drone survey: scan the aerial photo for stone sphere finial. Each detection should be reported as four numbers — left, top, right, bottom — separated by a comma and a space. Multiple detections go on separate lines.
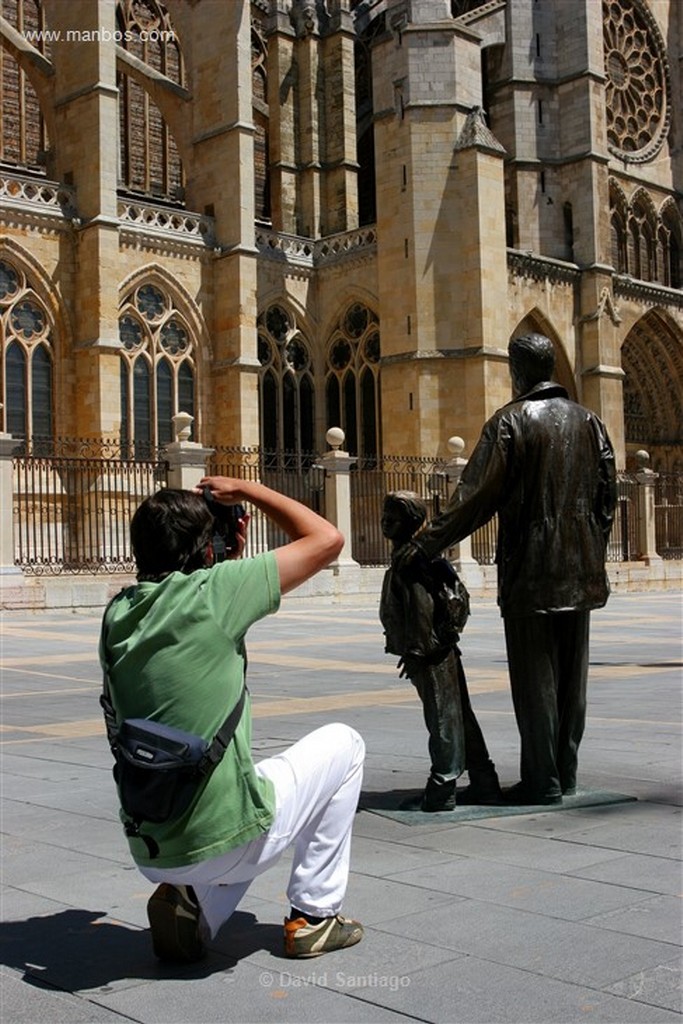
172, 411, 194, 442
635, 449, 650, 468
447, 436, 465, 456
326, 427, 345, 451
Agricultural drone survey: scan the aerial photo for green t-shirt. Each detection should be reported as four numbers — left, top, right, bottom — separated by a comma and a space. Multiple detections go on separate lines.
99, 552, 281, 868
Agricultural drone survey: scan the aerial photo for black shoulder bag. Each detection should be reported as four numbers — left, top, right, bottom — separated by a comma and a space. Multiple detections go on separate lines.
100, 670, 245, 859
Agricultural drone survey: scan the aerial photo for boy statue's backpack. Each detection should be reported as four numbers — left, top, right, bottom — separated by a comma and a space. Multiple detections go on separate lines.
430, 557, 471, 643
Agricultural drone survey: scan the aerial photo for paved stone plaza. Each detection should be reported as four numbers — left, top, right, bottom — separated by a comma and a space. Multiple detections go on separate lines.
1, 589, 681, 1023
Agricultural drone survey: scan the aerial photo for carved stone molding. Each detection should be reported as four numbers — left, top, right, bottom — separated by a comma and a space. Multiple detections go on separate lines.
580, 287, 622, 326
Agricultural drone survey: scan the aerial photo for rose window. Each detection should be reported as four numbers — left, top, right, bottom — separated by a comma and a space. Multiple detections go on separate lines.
330, 339, 352, 371
160, 319, 189, 355
603, 0, 670, 163
265, 305, 291, 342
285, 338, 308, 371
120, 315, 144, 351
11, 301, 45, 339
136, 284, 166, 320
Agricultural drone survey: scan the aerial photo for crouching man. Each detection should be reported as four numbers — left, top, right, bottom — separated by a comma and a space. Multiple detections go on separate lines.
99, 477, 364, 962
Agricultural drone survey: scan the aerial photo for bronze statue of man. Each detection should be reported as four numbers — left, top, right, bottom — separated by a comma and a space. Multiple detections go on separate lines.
398, 334, 617, 805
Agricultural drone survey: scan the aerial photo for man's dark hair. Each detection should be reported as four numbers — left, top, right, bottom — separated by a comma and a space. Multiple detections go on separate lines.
508, 333, 555, 390
131, 489, 214, 582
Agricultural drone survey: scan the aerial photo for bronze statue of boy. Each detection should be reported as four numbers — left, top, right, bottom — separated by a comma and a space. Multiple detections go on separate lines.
379, 491, 501, 811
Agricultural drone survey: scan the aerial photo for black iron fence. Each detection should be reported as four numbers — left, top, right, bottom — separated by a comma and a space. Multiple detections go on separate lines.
13, 438, 168, 574
10, 439, 683, 573
207, 446, 325, 557
610, 475, 641, 562
655, 474, 683, 560
349, 456, 450, 565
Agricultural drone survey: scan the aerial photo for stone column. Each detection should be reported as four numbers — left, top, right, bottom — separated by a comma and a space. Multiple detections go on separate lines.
318, 427, 357, 567
634, 450, 662, 565
164, 414, 214, 491
183, 0, 259, 447
48, 0, 120, 439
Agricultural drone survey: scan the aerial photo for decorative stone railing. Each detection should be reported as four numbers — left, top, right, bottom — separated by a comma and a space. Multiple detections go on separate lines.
0, 170, 77, 224
255, 225, 377, 268
255, 227, 315, 265
614, 274, 683, 309
117, 197, 215, 247
507, 251, 682, 307
507, 249, 581, 285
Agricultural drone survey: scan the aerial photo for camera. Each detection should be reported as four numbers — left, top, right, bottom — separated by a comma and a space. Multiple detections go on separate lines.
202, 486, 246, 561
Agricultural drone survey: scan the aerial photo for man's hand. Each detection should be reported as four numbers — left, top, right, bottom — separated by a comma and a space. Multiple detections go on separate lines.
197, 475, 246, 506
391, 539, 422, 574
397, 654, 423, 679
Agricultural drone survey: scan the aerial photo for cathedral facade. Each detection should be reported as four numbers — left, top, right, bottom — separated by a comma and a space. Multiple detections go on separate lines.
1, 0, 681, 472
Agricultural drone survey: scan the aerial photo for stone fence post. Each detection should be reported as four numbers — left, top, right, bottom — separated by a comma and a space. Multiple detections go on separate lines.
164, 413, 215, 491
440, 435, 484, 587
634, 449, 662, 564
0, 414, 20, 575
318, 427, 358, 567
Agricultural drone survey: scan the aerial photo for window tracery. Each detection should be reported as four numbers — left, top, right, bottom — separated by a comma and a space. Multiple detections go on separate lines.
257, 303, 314, 462
609, 181, 682, 287
0, 256, 53, 440
325, 302, 381, 462
116, 0, 184, 198
0, 0, 49, 169
660, 202, 682, 290
252, 20, 270, 221
602, 0, 671, 164
118, 281, 195, 456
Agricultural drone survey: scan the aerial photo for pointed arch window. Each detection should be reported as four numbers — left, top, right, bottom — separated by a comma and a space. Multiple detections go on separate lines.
0, 258, 53, 442
628, 196, 658, 283
0, 0, 50, 169
355, 16, 385, 227
119, 282, 196, 458
660, 205, 682, 289
611, 210, 627, 273
252, 21, 270, 222
116, 0, 184, 198
325, 302, 381, 465
257, 304, 315, 467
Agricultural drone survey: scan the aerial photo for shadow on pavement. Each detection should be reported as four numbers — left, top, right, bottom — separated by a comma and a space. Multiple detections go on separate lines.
0, 908, 284, 992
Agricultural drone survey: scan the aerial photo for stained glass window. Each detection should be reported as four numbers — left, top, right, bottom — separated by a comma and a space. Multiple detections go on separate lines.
1, 259, 53, 440
116, 0, 184, 197
119, 281, 196, 455
325, 302, 381, 462
257, 303, 315, 465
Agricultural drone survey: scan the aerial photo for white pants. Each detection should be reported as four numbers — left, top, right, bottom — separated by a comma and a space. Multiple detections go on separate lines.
140, 722, 365, 938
